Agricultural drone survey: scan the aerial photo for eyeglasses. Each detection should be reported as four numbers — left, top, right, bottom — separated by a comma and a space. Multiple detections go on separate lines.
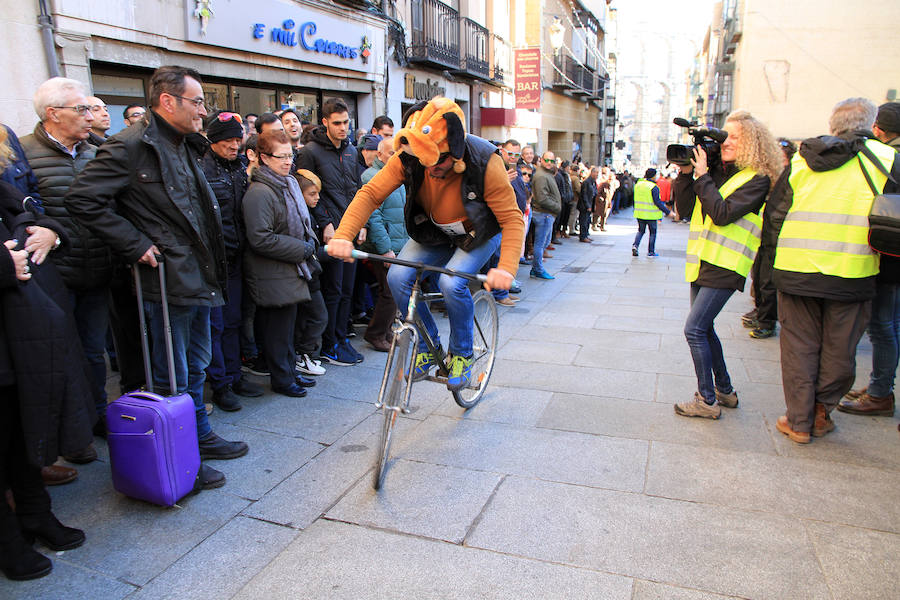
89, 104, 108, 112
171, 95, 206, 108
216, 112, 242, 124
506, 151, 521, 159
542, 158, 555, 163
263, 153, 294, 161
126, 110, 145, 119
52, 105, 92, 115
522, 172, 532, 177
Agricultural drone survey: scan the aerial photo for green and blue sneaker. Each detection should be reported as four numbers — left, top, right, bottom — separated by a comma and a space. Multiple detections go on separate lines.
411, 351, 436, 381
446, 354, 473, 391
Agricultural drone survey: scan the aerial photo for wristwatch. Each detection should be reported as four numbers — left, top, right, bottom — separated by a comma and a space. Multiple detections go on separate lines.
52, 234, 61, 250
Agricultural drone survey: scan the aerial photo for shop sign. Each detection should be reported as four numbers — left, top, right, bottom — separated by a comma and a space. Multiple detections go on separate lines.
514, 48, 541, 110
404, 74, 447, 101
185, 0, 382, 74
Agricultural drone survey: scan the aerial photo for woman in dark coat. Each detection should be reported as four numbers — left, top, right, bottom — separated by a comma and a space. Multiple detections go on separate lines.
0, 181, 93, 580
242, 130, 319, 398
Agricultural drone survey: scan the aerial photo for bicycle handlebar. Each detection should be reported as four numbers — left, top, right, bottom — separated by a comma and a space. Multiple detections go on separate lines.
324, 245, 488, 283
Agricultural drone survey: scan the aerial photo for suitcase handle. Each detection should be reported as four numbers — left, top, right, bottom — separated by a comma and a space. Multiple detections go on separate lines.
124, 391, 165, 403
134, 255, 179, 397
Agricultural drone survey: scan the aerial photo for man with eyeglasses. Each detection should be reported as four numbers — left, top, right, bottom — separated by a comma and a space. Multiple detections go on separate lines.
122, 105, 146, 128
21, 77, 112, 471
66, 65, 249, 492
529, 151, 562, 279
86, 97, 111, 146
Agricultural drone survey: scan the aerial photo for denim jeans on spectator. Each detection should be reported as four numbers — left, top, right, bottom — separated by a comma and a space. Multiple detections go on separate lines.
633, 219, 658, 253
684, 283, 735, 404
142, 301, 213, 440
295, 288, 328, 358
386, 235, 501, 357
867, 281, 900, 397
68, 287, 110, 417
206, 262, 244, 391
531, 212, 555, 273
320, 258, 356, 352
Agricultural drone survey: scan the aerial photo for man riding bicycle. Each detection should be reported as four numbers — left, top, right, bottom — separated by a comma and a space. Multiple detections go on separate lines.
326, 97, 524, 391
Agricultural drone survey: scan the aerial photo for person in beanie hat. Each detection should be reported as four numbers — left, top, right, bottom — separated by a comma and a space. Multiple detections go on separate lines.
357, 133, 382, 178
200, 111, 264, 411
327, 97, 524, 391
874, 102, 900, 152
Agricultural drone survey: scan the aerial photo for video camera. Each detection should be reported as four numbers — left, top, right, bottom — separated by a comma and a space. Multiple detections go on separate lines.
666, 118, 728, 175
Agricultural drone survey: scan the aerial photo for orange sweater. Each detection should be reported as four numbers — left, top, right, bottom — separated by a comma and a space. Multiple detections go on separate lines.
334, 152, 524, 274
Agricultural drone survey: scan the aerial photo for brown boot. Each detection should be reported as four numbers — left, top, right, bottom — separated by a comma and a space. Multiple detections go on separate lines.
836, 391, 894, 416
41, 465, 78, 486
776, 415, 810, 444
812, 403, 836, 437
844, 387, 867, 400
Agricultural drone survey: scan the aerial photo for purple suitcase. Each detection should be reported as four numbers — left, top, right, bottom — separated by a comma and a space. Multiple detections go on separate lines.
106, 258, 201, 506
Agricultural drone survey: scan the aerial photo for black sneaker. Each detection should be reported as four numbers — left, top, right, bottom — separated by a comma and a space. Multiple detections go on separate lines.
342, 339, 364, 363
198, 432, 249, 460
212, 386, 242, 412
321, 344, 355, 366
241, 355, 270, 376
18, 513, 85, 552
232, 378, 264, 398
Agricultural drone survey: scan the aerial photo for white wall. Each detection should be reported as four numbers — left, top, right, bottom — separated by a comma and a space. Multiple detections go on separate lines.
1, 3, 51, 135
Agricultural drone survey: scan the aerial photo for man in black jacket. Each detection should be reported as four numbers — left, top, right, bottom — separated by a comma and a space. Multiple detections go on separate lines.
66, 66, 248, 489
200, 113, 264, 411
579, 167, 598, 243
553, 160, 572, 244
296, 97, 364, 366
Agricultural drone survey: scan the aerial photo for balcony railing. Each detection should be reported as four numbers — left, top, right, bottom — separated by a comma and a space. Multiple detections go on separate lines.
407, 0, 460, 70
457, 17, 490, 79
491, 34, 511, 86
552, 55, 598, 97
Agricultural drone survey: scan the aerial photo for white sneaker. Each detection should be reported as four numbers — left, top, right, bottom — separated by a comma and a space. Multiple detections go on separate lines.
296, 353, 326, 376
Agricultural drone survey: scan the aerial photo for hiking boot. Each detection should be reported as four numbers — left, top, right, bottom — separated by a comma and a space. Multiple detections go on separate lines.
715, 389, 739, 408
674, 393, 721, 419
364, 335, 391, 352
843, 387, 867, 401
741, 309, 758, 326
18, 512, 85, 552
812, 403, 836, 437
749, 327, 775, 339
295, 353, 326, 376
776, 415, 810, 444
837, 391, 894, 416
212, 386, 242, 412
446, 354, 473, 391
0, 534, 51, 581
496, 297, 518, 306
410, 351, 436, 381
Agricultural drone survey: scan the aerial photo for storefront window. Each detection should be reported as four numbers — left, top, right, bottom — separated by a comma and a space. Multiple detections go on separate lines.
91, 73, 146, 135
203, 82, 230, 113
232, 86, 277, 118
278, 91, 318, 124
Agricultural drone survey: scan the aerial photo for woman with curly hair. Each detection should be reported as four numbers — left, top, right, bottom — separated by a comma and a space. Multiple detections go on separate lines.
671, 109, 783, 419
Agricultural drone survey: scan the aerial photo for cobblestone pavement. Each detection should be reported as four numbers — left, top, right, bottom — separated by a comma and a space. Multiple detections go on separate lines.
4, 210, 899, 599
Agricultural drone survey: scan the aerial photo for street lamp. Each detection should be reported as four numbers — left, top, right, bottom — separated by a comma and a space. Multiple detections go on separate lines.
549, 17, 565, 56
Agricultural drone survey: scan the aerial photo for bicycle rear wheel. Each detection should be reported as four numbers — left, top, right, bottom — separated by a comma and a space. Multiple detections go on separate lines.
374, 326, 415, 489
452, 290, 498, 409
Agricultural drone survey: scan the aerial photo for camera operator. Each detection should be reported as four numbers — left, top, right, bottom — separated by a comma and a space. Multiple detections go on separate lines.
671, 110, 783, 419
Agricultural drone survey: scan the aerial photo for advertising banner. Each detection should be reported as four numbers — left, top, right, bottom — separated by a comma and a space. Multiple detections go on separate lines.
514, 48, 541, 110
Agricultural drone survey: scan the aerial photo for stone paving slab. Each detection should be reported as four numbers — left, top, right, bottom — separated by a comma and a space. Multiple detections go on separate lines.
491, 358, 657, 401
430, 385, 554, 427
467, 476, 832, 599
806, 521, 900, 600
510, 323, 662, 351
0, 558, 136, 599
496, 338, 581, 365
326, 460, 502, 543
645, 441, 900, 533
233, 519, 634, 599
396, 414, 649, 492
593, 314, 689, 335
631, 580, 741, 600
128, 516, 297, 600
538, 392, 776, 454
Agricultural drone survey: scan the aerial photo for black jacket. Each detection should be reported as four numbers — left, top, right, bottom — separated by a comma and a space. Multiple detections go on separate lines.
199, 147, 247, 264
673, 163, 770, 291
555, 169, 573, 204
296, 127, 361, 232
0, 181, 94, 468
20, 124, 113, 290
399, 134, 503, 251
580, 176, 597, 212
65, 111, 227, 306
768, 132, 900, 300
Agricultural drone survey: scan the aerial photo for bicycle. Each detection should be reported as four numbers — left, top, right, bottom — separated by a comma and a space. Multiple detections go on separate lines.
326, 246, 499, 489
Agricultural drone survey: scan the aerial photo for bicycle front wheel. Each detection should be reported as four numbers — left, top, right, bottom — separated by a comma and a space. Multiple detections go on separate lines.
452, 290, 498, 409
374, 326, 415, 489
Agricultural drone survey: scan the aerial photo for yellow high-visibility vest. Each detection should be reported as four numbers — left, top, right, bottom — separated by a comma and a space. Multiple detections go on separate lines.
685, 168, 761, 282
775, 139, 896, 278
633, 179, 662, 220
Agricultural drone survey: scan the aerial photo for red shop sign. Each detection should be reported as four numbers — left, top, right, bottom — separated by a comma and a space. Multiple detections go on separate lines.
514, 48, 541, 110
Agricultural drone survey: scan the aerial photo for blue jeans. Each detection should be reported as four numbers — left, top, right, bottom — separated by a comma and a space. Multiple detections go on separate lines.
485, 233, 509, 301
684, 284, 735, 404
142, 301, 213, 440
531, 212, 555, 273
867, 281, 900, 397
386, 235, 501, 357
633, 219, 658, 253
68, 287, 110, 417
206, 262, 244, 391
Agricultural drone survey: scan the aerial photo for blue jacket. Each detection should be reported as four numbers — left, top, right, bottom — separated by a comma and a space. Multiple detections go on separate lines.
0, 125, 43, 211
510, 166, 528, 213
360, 158, 408, 254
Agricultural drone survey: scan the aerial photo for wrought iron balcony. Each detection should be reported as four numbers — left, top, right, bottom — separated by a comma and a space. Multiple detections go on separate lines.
491, 34, 511, 87
407, 0, 460, 71
456, 17, 490, 80
552, 55, 597, 97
